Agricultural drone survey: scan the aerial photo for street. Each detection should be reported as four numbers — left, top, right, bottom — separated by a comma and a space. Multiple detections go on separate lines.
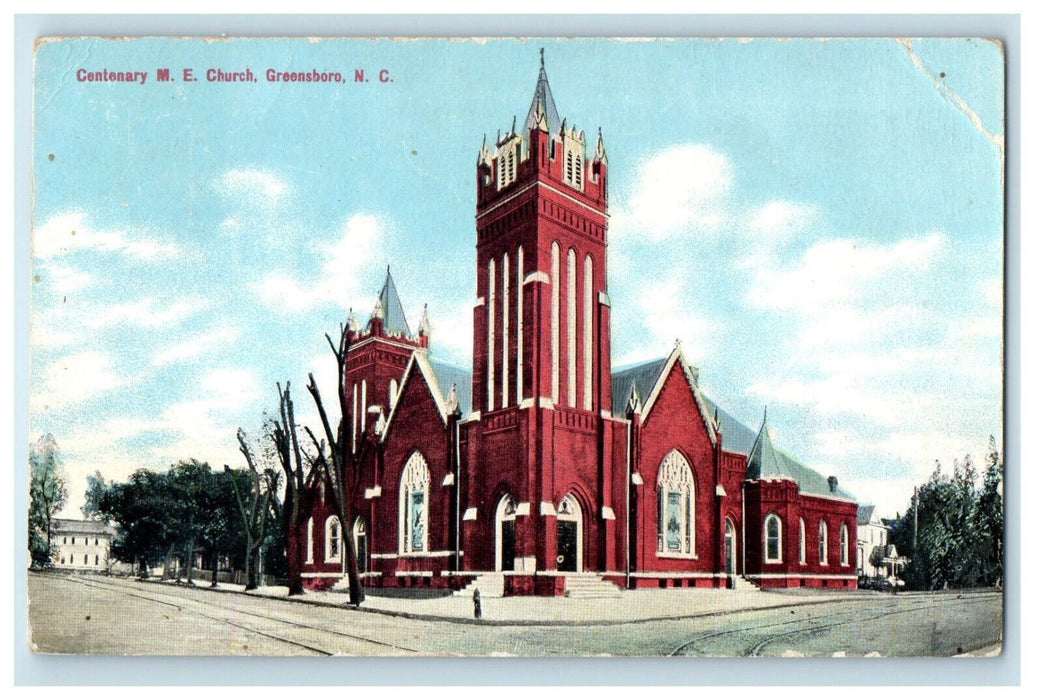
27, 572, 1002, 657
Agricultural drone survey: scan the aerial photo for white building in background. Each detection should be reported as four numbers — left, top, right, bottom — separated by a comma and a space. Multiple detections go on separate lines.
51, 519, 116, 572
856, 504, 890, 579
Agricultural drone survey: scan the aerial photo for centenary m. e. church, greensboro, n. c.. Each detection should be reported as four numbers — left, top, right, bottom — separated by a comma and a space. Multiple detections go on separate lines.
299, 55, 858, 597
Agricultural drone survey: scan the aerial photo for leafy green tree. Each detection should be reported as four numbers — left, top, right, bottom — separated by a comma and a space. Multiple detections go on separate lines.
28, 434, 67, 568
893, 439, 1004, 590
976, 435, 1004, 585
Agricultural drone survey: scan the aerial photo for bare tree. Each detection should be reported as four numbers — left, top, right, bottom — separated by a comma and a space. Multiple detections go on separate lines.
228, 429, 277, 591
305, 322, 366, 606
272, 380, 313, 596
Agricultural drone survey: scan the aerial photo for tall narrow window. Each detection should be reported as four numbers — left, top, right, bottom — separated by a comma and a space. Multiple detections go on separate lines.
516, 245, 524, 403
325, 516, 341, 563
819, 520, 829, 565
566, 248, 577, 407
550, 242, 560, 403
306, 517, 314, 564
840, 523, 849, 566
388, 379, 398, 408
360, 379, 367, 432
352, 383, 358, 451
583, 254, 593, 411
487, 258, 496, 411
656, 449, 696, 557
502, 251, 510, 408
764, 514, 783, 563
799, 518, 807, 564
399, 451, 431, 554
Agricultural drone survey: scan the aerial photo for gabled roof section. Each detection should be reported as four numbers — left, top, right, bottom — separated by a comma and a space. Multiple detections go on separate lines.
857, 504, 877, 526
610, 357, 667, 416
371, 267, 411, 337
701, 395, 758, 456
524, 50, 562, 136
620, 345, 718, 448
381, 352, 450, 442
429, 359, 472, 417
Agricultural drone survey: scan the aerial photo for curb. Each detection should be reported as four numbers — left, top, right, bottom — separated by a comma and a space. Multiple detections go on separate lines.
132, 576, 869, 628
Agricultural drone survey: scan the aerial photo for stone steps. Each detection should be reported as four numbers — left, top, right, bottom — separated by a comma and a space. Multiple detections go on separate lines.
564, 573, 622, 598
454, 573, 505, 598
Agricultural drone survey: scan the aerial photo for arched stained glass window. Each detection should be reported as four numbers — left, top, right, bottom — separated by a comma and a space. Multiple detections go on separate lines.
399, 452, 430, 554
656, 449, 696, 557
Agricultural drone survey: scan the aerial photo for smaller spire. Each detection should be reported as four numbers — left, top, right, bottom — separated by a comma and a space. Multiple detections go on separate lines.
371, 294, 384, 321
595, 127, 607, 161
511, 114, 517, 134
446, 383, 460, 415
418, 303, 431, 337
347, 307, 358, 332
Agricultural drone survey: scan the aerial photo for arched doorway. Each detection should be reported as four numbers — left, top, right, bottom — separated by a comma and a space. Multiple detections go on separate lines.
724, 518, 736, 577
556, 494, 583, 572
495, 494, 517, 572
353, 517, 368, 574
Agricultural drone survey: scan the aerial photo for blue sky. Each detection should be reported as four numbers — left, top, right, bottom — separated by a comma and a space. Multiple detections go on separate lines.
30, 37, 1004, 520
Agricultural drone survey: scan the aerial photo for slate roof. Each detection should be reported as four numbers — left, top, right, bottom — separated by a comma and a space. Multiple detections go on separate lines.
611, 355, 855, 502
371, 268, 412, 337
857, 504, 877, 526
429, 359, 472, 417
524, 51, 562, 136
53, 519, 116, 536
746, 420, 857, 501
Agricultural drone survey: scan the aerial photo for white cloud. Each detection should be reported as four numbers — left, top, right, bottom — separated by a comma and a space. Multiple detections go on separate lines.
615, 144, 734, 241
33, 212, 179, 260
152, 325, 243, 366
37, 261, 92, 295
748, 232, 945, 311
215, 168, 288, 201
32, 351, 120, 411
615, 277, 713, 366
84, 296, 210, 329
257, 213, 385, 313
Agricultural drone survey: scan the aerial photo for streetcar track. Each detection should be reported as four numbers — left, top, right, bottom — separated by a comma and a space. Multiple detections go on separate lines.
65, 574, 421, 655
668, 591, 1001, 657
743, 594, 1000, 657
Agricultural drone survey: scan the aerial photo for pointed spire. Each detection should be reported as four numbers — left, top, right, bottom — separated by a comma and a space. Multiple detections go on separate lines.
418, 303, 431, 337
371, 294, 384, 321
595, 127, 607, 161
370, 266, 412, 337
347, 307, 358, 332
511, 114, 517, 135
525, 50, 561, 136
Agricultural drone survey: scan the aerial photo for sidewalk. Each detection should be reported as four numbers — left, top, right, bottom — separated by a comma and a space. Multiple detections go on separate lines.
197, 579, 864, 626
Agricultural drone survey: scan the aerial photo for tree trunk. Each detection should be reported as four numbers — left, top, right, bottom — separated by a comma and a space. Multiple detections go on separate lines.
285, 511, 305, 596
211, 552, 219, 588
243, 531, 256, 591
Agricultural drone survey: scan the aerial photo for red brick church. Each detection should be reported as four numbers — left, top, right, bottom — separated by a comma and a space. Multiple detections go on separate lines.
299, 56, 858, 595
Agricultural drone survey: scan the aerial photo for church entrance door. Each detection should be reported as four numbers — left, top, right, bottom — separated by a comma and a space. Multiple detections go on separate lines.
495, 495, 517, 572
556, 494, 582, 572
724, 518, 736, 577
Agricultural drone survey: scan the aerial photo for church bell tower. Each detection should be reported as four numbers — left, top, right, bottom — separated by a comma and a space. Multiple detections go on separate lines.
464, 52, 617, 586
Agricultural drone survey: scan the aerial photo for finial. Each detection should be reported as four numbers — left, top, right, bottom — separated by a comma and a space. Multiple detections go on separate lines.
446, 383, 459, 414
763, 405, 768, 424
540, 47, 545, 69
511, 114, 517, 134
418, 303, 431, 337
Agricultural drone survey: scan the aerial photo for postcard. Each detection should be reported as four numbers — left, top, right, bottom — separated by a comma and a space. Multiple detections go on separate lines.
27, 36, 1004, 658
